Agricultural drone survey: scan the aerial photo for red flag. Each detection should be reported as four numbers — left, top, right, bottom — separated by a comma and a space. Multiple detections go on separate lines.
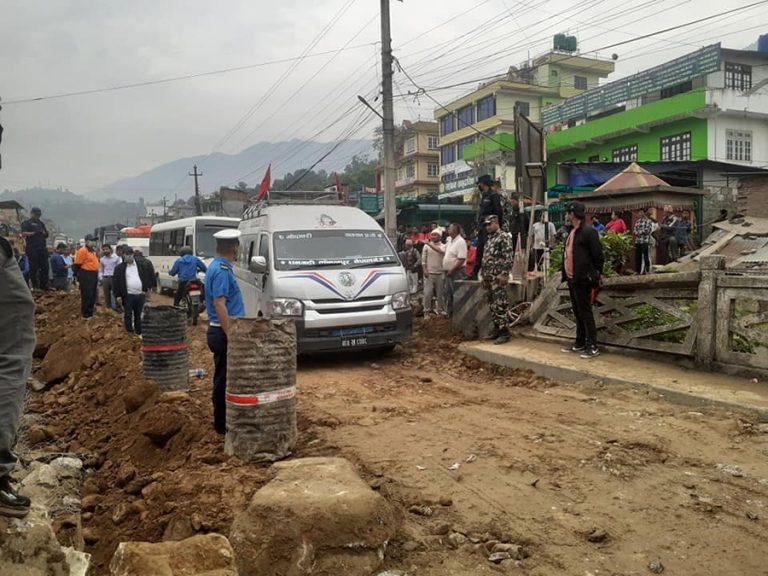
256, 164, 271, 201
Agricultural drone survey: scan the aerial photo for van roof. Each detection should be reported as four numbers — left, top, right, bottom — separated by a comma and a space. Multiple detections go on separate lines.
240, 204, 382, 232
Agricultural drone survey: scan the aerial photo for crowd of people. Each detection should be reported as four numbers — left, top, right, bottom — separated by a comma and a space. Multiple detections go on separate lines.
586, 206, 694, 275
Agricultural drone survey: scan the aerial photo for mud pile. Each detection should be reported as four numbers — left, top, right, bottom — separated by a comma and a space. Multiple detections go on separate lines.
26, 293, 326, 574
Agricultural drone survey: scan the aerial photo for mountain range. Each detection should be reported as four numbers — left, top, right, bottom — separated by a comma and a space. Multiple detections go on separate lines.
95, 138, 375, 203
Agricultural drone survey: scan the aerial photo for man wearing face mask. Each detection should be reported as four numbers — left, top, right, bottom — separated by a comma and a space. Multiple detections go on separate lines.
204, 229, 245, 435
74, 235, 100, 319
113, 246, 155, 335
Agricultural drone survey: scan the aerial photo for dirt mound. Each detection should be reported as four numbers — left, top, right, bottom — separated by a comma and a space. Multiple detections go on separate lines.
26, 294, 330, 574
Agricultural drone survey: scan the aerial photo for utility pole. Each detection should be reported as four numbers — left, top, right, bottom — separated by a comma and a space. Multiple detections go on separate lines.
189, 164, 203, 216
380, 0, 397, 242
162, 196, 167, 222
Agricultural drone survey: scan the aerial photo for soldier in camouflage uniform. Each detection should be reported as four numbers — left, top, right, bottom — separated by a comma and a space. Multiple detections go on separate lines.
481, 215, 514, 344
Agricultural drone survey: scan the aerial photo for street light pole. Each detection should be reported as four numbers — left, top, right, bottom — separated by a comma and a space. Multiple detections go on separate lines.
380, 0, 397, 242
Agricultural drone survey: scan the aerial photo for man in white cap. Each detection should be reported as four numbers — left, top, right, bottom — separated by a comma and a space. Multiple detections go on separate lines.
204, 229, 245, 435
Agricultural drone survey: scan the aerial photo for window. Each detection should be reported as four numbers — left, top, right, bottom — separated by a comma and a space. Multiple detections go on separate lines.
457, 105, 474, 128
725, 62, 752, 91
428, 135, 439, 150
612, 144, 638, 163
574, 75, 587, 90
456, 136, 475, 161
259, 235, 270, 264
476, 95, 496, 121
726, 129, 752, 162
660, 81, 692, 100
439, 114, 454, 136
405, 137, 416, 155
427, 163, 439, 177
660, 132, 691, 161
440, 144, 455, 165
515, 101, 530, 117
405, 164, 416, 178
588, 154, 600, 162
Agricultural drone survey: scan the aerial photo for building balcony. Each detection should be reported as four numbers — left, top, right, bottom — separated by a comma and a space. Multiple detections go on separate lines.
396, 176, 440, 189
396, 176, 416, 188
462, 132, 517, 162
547, 89, 707, 154
706, 88, 768, 119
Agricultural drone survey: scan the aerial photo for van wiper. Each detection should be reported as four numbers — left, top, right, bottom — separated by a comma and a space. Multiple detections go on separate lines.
347, 260, 398, 269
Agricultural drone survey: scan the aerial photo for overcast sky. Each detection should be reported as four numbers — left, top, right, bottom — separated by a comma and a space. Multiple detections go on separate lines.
0, 0, 764, 194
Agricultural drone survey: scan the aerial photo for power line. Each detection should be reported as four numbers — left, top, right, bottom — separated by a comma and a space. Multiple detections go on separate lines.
0, 42, 376, 105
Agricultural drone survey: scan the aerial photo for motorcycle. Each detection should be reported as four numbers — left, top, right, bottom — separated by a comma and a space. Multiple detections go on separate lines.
184, 279, 205, 325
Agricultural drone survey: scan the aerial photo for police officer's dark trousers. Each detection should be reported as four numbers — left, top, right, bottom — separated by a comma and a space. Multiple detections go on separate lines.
27, 248, 49, 290
567, 280, 597, 349
206, 325, 228, 434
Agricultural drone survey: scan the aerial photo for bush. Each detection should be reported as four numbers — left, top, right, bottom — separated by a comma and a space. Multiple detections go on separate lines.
548, 232, 633, 278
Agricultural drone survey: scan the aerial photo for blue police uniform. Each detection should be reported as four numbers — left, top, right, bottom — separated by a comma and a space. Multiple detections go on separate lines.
204, 257, 244, 324
204, 254, 244, 434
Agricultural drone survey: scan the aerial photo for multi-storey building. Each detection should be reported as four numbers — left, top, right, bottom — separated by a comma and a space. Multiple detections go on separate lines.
395, 120, 440, 201
544, 42, 768, 184
436, 39, 615, 201
541, 41, 768, 226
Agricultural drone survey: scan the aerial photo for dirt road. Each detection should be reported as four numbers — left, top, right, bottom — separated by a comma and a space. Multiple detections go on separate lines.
25, 294, 768, 575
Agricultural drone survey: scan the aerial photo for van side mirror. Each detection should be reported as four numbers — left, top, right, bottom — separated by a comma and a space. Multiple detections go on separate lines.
249, 255, 267, 274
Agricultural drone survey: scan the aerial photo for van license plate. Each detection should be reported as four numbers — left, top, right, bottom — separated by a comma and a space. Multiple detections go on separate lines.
342, 337, 368, 348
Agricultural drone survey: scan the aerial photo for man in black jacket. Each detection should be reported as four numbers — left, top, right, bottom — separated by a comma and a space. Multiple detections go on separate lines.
113, 246, 156, 335
507, 197, 529, 254
472, 174, 504, 278
561, 201, 604, 358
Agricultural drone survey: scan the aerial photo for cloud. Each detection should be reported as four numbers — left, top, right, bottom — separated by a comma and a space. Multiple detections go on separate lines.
0, 0, 764, 192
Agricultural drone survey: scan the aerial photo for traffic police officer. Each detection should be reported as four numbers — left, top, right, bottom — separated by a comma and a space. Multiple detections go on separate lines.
204, 229, 245, 435
481, 215, 514, 344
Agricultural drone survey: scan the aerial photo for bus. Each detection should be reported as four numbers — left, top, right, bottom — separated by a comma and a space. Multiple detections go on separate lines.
149, 216, 240, 292
117, 225, 151, 253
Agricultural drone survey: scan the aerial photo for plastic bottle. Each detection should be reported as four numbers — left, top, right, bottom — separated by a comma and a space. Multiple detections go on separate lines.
188, 368, 206, 379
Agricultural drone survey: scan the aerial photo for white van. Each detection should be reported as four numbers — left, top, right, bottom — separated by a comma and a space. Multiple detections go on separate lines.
234, 192, 412, 353
149, 216, 240, 292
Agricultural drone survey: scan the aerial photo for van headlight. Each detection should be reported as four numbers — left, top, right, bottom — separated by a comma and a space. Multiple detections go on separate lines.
269, 298, 304, 317
392, 291, 410, 311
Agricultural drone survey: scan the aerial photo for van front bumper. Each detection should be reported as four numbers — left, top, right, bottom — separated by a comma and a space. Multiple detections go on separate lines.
295, 309, 413, 354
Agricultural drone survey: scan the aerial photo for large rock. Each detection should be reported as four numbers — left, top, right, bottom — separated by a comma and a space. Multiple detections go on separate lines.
230, 457, 398, 576
109, 533, 237, 576
39, 335, 90, 384
0, 510, 71, 576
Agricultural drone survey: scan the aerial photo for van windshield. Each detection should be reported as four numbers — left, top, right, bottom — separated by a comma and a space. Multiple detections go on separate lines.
195, 221, 238, 258
273, 230, 399, 271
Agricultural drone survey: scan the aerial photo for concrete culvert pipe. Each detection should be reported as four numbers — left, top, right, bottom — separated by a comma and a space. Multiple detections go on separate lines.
142, 305, 189, 391
225, 318, 297, 463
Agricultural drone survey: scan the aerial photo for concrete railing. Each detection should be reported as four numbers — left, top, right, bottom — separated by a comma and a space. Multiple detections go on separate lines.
531, 256, 768, 374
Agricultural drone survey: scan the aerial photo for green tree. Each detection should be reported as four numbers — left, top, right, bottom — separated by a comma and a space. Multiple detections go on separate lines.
342, 155, 376, 190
